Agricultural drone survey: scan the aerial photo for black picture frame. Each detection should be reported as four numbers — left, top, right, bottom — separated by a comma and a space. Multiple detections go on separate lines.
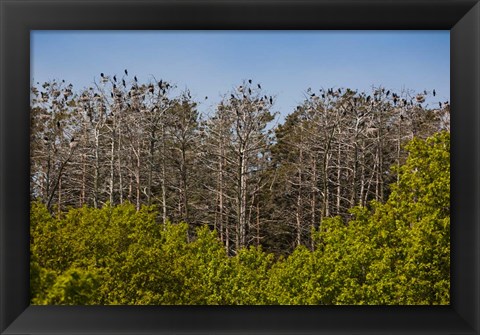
1, 0, 479, 334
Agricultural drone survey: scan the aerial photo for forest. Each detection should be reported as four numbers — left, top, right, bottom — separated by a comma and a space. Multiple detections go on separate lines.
30, 74, 450, 304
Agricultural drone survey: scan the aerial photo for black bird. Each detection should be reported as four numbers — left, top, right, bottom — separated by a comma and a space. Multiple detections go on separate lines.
248, 88, 252, 95
433, 89, 436, 97
248, 79, 252, 84
122, 79, 126, 87
338, 88, 342, 94
134, 76, 138, 82
159, 80, 163, 88
125, 69, 128, 76
269, 97, 273, 104
100, 73, 104, 78
322, 94, 325, 99
258, 84, 261, 89
113, 84, 116, 89
113, 75, 117, 82
205, 96, 208, 100
366, 95, 371, 103
424, 90, 427, 95
110, 92, 114, 98
439, 102, 442, 108
311, 93, 316, 97
231, 94, 235, 99
57, 121, 60, 129
386, 90, 390, 96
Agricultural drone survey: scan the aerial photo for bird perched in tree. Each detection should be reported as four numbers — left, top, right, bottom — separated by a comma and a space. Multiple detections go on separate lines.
113, 75, 117, 82
69, 137, 78, 149
433, 89, 436, 97
248, 79, 252, 84
124, 69, 128, 76
100, 73, 104, 78
269, 96, 273, 104
134, 76, 138, 82
248, 88, 252, 95
258, 84, 261, 89
122, 79, 126, 87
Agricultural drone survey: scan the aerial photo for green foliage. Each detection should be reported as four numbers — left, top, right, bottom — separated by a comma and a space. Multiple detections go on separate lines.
30, 132, 450, 305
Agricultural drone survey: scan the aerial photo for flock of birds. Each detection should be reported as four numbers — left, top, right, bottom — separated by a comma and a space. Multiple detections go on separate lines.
38, 70, 450, 150
305, 86, 449, 110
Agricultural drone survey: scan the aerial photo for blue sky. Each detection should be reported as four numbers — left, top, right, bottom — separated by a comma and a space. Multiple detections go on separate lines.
31, 31, 449, 122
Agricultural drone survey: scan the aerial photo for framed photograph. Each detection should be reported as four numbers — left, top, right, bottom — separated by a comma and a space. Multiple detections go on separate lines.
1, 0, 479, 334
